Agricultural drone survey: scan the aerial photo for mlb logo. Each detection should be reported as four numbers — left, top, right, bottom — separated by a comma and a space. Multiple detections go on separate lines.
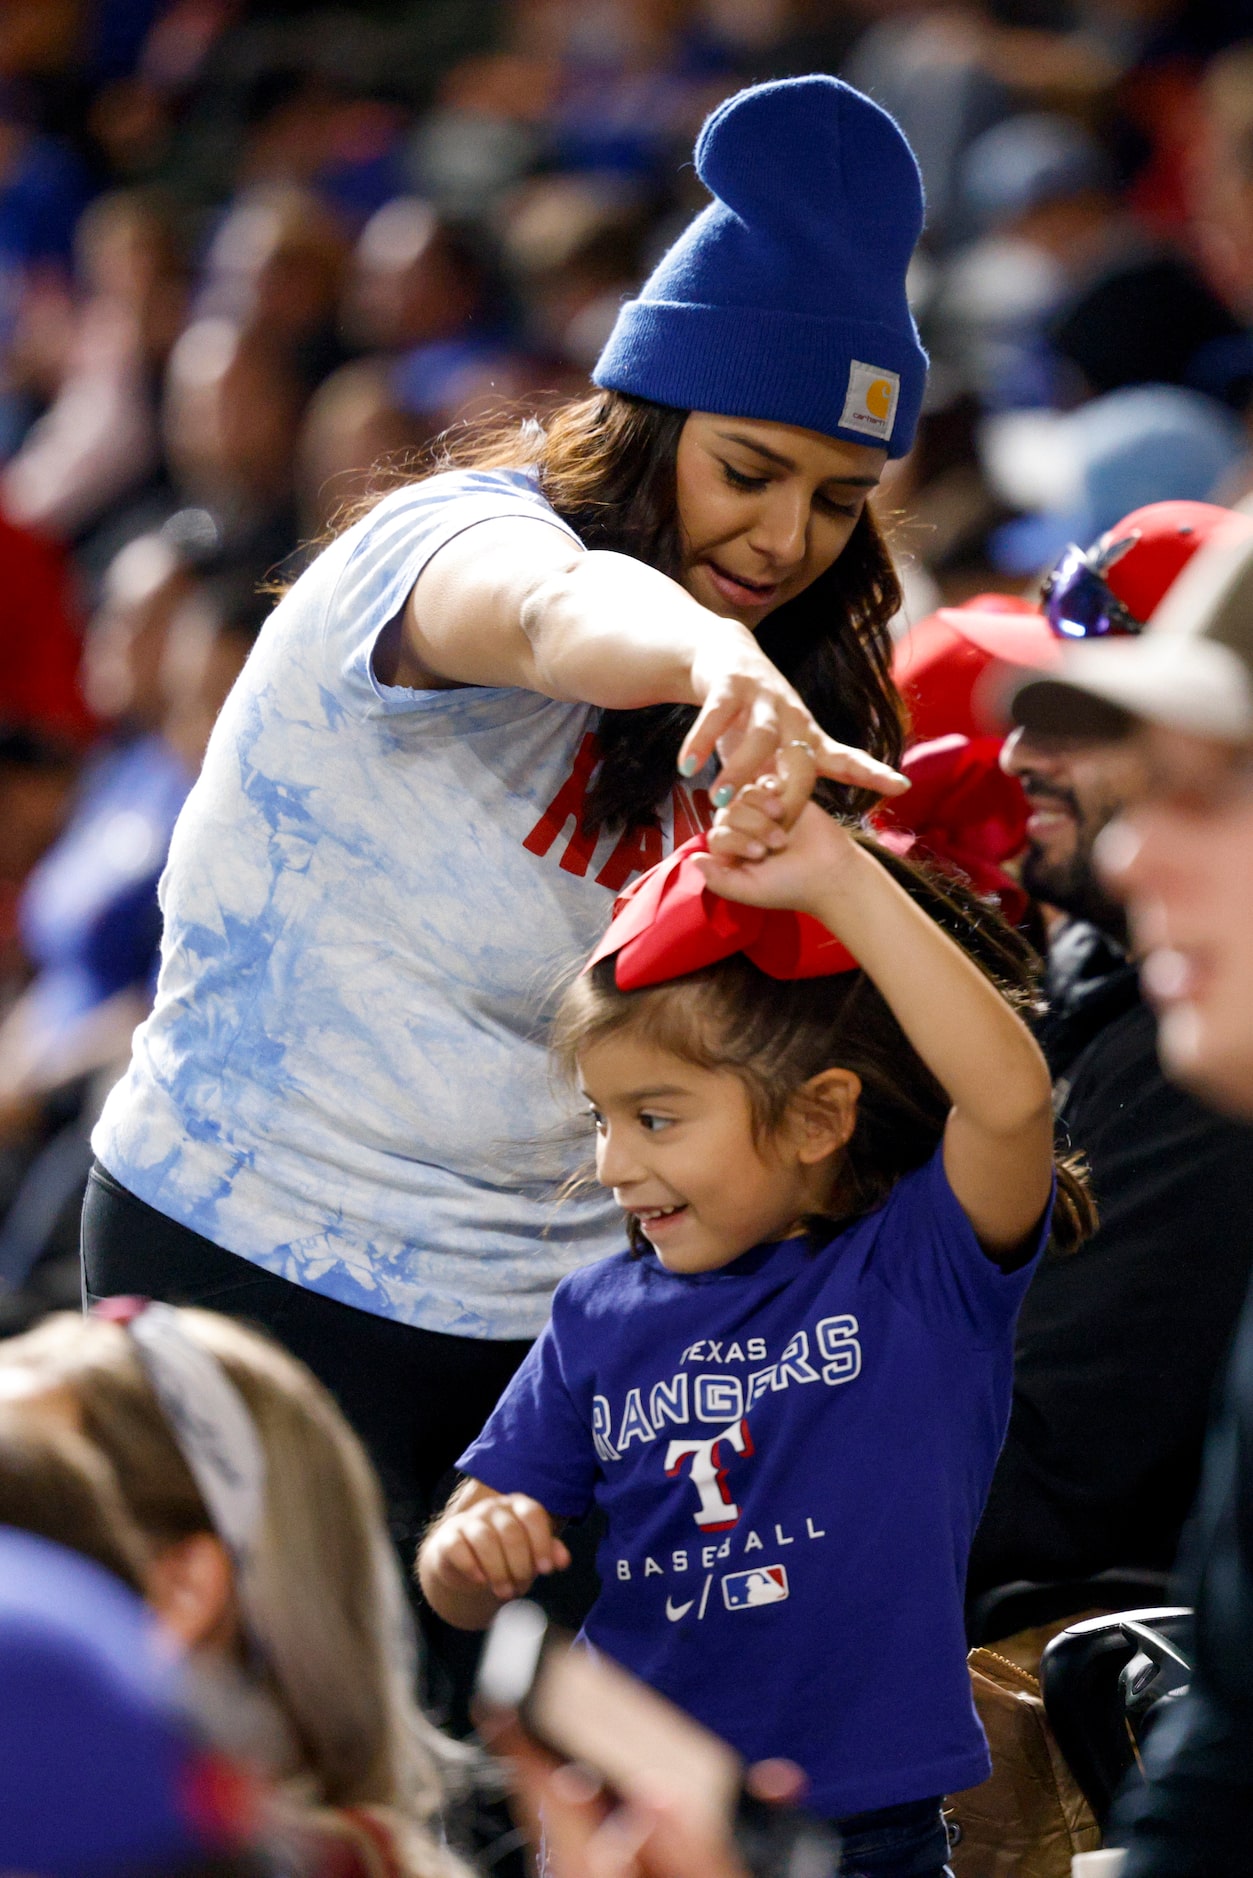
839, 360, 899, 443
722, 1565, 789, 1610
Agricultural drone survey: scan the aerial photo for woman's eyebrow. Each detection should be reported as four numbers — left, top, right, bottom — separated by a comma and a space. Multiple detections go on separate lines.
715, 429, 795, 470
713, 430, 880, 487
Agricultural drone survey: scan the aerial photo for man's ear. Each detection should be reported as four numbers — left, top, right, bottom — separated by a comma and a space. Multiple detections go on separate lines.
793, 1068, 861, 1165
146, 1532, 238, 1652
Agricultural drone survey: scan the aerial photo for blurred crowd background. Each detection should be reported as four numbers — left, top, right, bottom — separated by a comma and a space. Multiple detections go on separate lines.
2, 0, 1253, 1330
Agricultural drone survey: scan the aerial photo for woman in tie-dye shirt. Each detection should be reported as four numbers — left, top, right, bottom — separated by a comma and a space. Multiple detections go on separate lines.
82, 78, 928, 1591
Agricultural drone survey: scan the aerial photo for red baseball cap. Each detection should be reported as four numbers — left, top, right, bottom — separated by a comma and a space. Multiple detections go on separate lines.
893, 594, 1060, 743
1013, 518, 1253, 743
896, 502, 1253, 743
1087, 500, 1253, 621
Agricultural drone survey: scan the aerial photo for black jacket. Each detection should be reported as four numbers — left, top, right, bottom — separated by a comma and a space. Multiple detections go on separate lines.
968, 921, 1253, 1597
1117, 1274, 1253, 1875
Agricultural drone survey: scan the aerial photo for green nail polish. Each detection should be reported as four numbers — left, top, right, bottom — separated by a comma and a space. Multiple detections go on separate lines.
678, 754, 698, 778
713, 784, 734, 808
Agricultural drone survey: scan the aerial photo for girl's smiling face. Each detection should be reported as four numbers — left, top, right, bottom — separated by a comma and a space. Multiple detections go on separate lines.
674, 413, 887, 628
578, 1029, 856, 1273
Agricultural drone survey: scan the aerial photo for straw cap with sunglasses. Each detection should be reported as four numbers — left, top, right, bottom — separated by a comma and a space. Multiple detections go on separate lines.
1010, 501, 1253, 743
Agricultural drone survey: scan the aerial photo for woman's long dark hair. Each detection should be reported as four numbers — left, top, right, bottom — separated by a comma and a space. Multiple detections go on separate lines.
413, 389, 906, 830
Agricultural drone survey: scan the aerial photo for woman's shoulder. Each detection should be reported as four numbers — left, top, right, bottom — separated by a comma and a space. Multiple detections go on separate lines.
264, 462, 582, 709
315, 463, 581, 638
344, 464, 570, 552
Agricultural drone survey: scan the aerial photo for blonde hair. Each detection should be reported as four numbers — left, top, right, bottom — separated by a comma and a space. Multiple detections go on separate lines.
0, 1311, 468, 1877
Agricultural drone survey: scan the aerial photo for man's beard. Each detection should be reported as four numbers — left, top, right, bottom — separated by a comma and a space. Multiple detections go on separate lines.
1020, 787, 1129, 941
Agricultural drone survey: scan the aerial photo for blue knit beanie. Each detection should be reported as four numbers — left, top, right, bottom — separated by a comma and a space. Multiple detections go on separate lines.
593, 76, 927, 458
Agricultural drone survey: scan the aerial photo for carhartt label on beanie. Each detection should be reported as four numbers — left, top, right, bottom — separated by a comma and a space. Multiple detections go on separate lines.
841, 362, 901, 442
593, 76, 927, 458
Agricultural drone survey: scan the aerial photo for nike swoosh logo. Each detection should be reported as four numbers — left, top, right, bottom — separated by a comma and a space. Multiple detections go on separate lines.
665, 1597, 694, 1622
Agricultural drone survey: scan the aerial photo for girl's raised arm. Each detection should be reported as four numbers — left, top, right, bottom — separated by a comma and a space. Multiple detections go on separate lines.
387, 516, 906, 806
695, 790, 1055, 1261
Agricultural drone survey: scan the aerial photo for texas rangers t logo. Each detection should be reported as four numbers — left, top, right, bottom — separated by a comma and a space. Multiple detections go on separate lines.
664, 1416, 754, 1529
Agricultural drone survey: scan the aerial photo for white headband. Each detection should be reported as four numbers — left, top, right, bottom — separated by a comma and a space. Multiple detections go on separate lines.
123, 1302, 267, 1571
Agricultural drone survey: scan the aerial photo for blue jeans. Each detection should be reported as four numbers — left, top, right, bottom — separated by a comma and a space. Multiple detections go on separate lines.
833, 1797, 953, 1878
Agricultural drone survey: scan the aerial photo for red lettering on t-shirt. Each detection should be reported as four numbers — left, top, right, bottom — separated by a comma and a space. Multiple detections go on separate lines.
524, 747, 712, 890
522, 731, 600, 876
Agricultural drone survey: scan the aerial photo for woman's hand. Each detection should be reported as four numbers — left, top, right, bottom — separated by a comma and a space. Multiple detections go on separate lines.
680, 641, 907, 824
418, 1485, 570, 1628
694, 792, 862, 921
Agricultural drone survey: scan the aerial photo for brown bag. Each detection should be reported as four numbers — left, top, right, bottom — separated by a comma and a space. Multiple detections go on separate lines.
946, 1642, 1101, 1878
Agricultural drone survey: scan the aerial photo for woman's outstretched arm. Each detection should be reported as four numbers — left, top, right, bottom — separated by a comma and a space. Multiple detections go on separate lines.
392, 516, 906, 805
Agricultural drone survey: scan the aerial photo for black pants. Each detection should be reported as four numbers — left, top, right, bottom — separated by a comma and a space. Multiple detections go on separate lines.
80, 1160, 598, 1723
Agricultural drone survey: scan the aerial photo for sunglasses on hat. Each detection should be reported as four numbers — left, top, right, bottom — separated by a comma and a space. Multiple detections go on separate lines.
1040, 541, 1142, 641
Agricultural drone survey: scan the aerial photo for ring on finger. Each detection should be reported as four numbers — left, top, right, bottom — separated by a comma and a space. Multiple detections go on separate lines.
786, 738, 815, 760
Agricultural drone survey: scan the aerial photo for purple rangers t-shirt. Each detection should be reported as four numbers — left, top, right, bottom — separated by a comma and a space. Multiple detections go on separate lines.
460, 1146, 1049, 1817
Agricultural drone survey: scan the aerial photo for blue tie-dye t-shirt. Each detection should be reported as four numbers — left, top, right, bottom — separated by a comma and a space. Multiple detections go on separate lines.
92, 470, 715, 1337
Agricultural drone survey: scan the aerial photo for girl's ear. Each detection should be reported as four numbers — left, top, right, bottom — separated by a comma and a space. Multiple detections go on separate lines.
793, 1068, 861, 1164
146, 1532, 239, 1654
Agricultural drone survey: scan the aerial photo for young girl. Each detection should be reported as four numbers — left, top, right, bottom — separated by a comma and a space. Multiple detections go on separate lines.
0, 1304, 470, 1878
419, 780, 1094, 1878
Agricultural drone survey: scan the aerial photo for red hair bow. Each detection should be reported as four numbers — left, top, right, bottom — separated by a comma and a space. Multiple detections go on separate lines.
587, 833, 858, 990
872, 734, 1029, 922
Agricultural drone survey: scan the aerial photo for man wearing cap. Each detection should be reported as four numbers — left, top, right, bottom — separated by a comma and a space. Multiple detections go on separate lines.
1010, 517, 1253, 1873
952, 506, 1253, 1613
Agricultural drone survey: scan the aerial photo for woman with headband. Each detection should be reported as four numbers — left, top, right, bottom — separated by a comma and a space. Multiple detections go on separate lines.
0, 1302, 469, 1878
81, 78, 927, 1571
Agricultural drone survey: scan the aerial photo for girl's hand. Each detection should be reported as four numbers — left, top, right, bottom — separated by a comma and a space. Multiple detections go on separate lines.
681, 642, 907, 825
694, 793, 863, 921
422, 1491, 570, 1607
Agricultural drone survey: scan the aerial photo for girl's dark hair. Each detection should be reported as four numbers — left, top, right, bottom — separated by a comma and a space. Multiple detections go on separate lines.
403, 389, 906, 830
552, 835, 1096, 1257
